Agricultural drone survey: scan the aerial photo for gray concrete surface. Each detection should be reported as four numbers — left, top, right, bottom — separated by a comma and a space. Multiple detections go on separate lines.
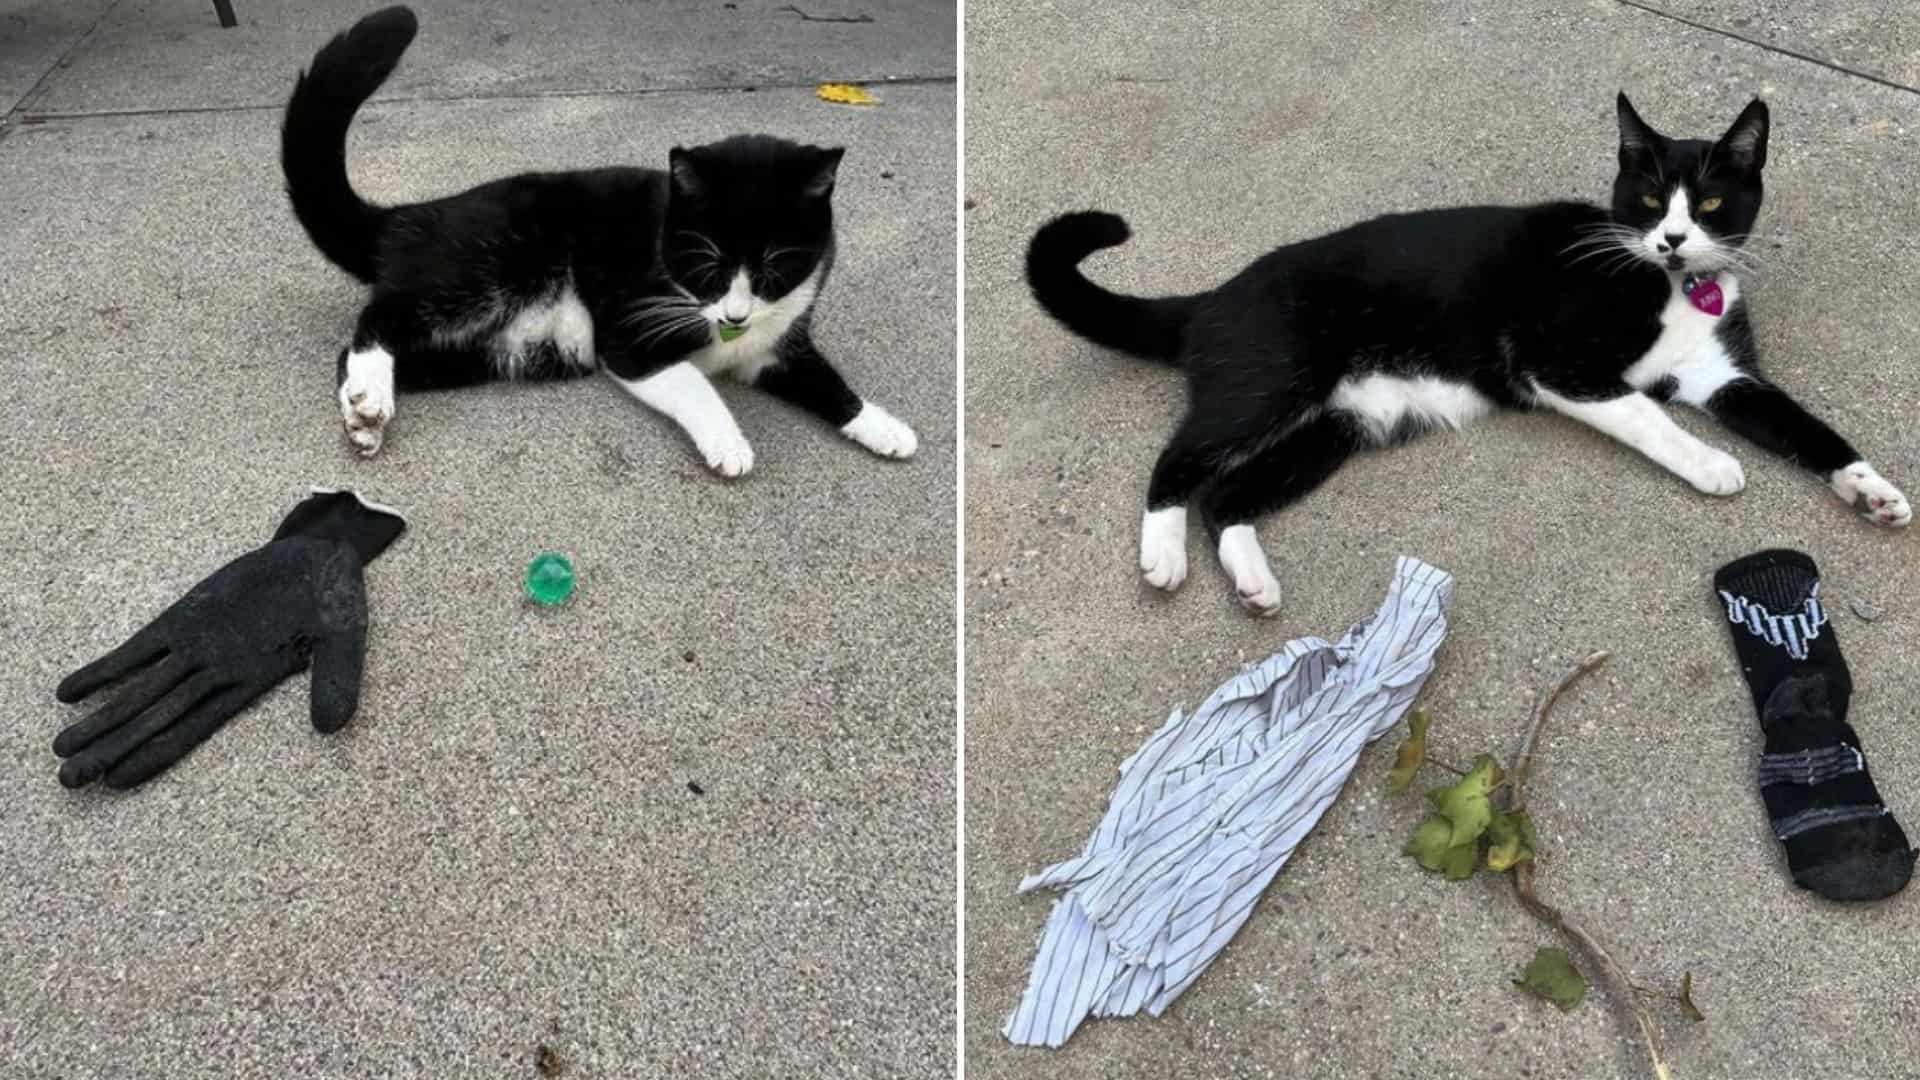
17, 0, 951, 115
0, 2, 954, 1078
964, 3, 1920, 1078
0, 0, 113, 113
1635, 1, 1920, 90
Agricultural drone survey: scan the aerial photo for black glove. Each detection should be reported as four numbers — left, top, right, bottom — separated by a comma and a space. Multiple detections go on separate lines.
52, 488, 406, 790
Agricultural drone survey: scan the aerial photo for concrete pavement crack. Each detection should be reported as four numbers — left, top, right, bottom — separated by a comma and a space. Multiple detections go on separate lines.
4, 0, 128, 120
1615, 0, 1920, 99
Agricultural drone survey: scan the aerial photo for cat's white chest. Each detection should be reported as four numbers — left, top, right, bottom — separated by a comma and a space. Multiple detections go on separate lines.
1624, 272, 1741, 393
687, 268, 822, 382
689, 329, 782, 382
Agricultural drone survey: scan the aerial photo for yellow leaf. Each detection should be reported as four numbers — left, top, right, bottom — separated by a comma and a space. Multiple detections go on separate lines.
1386, 708, 1429, 794
1485, 810, 1536, 872
816, 83, 877, 106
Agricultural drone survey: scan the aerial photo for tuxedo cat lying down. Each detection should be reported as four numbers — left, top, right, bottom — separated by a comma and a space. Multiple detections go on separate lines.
1028, 94, 1908, 617
282, 6, 916, 474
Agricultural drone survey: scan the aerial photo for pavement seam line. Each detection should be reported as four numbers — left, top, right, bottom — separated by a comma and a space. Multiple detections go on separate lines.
10, 74, 957, 124
2, 0, 128, 121
1615, 0, 1920, 99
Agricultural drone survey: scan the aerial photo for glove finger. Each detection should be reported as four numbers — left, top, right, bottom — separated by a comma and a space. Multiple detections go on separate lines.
56, 623, 171, 704
101, 681, 270, 791
309, 628, 365, 735
52, 653, 196, 759
57, 671, 220, 789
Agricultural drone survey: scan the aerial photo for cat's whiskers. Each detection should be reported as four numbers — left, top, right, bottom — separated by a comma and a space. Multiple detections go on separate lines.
619, 292, 703, 332
631, 311, 712, 348
761, 246, 822, 292
625, 300, 702, 320
673, 230, 724, 260
1713, 234, 1768, 270
1562, 225, 1645, 273
1597, 250, 1651, 277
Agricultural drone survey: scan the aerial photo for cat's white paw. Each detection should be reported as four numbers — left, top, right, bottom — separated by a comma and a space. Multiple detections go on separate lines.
1831, 462, 1911, 527
840, 402, 918, 460
702, 433, 755, 478
1684, 448, 1745, 496
1218, 524, 1282, 618
338, 348, 395, 458
1139, 506, 1188, 591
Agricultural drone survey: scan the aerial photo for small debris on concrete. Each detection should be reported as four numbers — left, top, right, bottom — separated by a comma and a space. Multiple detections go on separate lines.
1852, 599, 1882, 622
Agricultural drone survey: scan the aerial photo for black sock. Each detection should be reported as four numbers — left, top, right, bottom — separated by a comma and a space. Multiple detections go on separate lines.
1713, 549, 1914, 902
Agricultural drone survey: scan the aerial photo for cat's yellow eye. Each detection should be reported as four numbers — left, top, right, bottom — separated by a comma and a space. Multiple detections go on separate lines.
1699, 196, 1724, 212
1641, 194, 1662, 209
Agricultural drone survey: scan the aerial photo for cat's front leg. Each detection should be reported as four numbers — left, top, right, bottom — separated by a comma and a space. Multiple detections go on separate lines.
1688, 375, 1911, 527
1531, 382, 1746, 495
1828, 463, 1911, 526
609, 360, 754, 478
756, 333, 917, 460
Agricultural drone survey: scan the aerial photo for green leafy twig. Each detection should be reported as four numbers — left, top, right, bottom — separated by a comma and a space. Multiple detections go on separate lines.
1389, 653, 1699, 1077
1506, 651, 1674, 1080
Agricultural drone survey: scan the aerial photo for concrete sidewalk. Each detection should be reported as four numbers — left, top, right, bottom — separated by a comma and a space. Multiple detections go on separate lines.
964, 2, 1919, 1078
0, 2, 953, 1078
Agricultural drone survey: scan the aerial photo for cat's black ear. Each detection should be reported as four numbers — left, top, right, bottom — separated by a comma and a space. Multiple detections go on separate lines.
669, 147, 703, 198
1715, 97, 1770, 172
1616, 92, 1664, 162
802, 147, 845, 200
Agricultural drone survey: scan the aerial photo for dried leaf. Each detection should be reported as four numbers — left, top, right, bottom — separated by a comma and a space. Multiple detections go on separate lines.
1679, 971, 1705, 1023
1514, 947, 1588, 1012
1386, 709, 1430, 794
816, 82, 877, 106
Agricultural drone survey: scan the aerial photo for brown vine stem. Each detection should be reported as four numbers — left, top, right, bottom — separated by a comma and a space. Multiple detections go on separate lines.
1507, 651, 1673, 1080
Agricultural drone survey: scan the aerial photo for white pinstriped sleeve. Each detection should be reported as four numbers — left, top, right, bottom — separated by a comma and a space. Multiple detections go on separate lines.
1003, 557, 1456, 1048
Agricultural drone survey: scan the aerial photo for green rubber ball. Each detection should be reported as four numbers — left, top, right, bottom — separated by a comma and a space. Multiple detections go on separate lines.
525, 552, 577, 607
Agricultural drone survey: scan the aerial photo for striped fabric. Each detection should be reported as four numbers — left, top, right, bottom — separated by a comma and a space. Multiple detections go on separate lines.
1772, 803, 1889, 841
1757, 745, 1864, 789
1004, 557, 1455, 1048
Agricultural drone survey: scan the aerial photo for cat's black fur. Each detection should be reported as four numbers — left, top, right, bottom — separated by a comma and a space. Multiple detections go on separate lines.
1028, 94, 1906, 610
283, 6, 871, 447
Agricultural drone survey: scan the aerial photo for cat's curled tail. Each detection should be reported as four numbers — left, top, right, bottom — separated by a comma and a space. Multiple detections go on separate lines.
281, 5, 419, 284
1026, 211, 1195, 367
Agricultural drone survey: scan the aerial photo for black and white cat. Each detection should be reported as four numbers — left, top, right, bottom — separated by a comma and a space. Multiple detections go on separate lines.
282, 6, 916, 474
1027, 94, 1908, 616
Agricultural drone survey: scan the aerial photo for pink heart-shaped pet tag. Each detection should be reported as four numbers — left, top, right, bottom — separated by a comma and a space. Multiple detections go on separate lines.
1688, 279, 1724, 317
